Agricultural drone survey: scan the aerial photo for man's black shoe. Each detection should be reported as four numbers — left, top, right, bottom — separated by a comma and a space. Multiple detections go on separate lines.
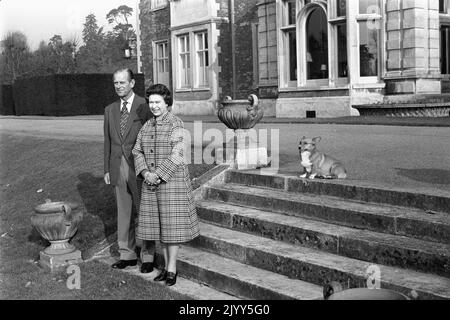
111, 259, 137, 269
140, 262, 154, 274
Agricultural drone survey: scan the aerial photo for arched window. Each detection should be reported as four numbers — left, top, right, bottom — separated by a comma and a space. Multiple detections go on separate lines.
306, 8, 328, 79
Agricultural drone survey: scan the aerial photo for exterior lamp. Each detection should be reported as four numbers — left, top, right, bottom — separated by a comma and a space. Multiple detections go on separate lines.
124, 47, 131, 59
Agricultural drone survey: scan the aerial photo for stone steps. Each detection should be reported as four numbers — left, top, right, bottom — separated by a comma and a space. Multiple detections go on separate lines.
190, 222, 450, 300
196, 200, 450, 277
97, 257, 239, 300
154, 245, 323, 300
203, 183, 450, 244
225, 170, 450, 214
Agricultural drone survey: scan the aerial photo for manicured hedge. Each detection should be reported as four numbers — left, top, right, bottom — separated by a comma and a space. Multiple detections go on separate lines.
0, 85, 15, 115
12, 73, 145, 116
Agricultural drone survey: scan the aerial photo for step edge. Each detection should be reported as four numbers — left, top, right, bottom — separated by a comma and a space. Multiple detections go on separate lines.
177, 245, 324, 300
194, 222, 450, 299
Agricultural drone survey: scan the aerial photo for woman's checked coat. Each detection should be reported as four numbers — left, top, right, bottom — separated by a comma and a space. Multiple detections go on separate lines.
132, 112, 199, 243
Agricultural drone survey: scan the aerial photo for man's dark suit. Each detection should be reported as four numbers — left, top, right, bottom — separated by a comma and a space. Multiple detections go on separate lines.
104, 93, 152, 260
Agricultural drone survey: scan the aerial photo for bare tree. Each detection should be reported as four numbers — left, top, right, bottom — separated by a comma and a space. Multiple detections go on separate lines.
0, 31, 32, 83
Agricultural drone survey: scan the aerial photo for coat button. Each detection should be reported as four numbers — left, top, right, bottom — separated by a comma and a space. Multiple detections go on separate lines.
150, 163, 155, 167
150, 149, 154, 153
150, 135, 154, 139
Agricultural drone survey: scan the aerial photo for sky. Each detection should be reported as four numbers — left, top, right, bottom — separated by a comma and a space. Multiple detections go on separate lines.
0, 0, 139, 50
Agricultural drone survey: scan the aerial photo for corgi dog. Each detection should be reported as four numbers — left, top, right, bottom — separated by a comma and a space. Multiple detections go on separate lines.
299, 136, 347, 179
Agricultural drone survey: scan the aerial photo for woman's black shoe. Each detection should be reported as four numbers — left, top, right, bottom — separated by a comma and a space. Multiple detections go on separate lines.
165, 272, 178, 286
154, 270, 168, 281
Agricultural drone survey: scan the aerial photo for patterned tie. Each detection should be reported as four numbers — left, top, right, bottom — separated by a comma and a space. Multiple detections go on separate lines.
120, 101, 129, 137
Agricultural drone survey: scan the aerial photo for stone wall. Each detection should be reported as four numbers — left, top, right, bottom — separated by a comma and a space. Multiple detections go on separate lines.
234, 0, 259, 99
384, 0, 441, 94
216, 0, 259, 100
139, 0, 171, 89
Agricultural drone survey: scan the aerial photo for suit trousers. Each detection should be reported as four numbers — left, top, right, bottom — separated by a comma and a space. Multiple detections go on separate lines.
114, 155, 139, 260
115, 155, 154, 262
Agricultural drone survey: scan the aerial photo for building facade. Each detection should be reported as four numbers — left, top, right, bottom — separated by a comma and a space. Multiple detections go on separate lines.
138, 0, 450, 117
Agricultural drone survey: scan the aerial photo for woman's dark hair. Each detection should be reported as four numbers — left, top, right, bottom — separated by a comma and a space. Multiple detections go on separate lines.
145, 83, 173, 106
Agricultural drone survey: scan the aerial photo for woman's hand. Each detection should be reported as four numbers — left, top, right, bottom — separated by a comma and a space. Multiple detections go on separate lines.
144, 172, 159, 185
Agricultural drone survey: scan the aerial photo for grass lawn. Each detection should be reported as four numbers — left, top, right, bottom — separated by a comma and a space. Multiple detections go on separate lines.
0, 133, 214, 300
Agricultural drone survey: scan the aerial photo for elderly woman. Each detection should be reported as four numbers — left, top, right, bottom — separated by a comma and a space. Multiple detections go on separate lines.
132, 83, 199, 286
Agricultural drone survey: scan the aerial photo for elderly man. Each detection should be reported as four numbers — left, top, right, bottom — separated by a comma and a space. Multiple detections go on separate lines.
103, 68, 155, 273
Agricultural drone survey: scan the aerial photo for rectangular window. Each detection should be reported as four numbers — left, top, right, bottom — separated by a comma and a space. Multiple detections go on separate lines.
359, 23, 378, 77
288, 1, 296, 25
337, 0, 346, 17
150, 0, 168, 10
440, 0, 447, 13
441, 26, 450, 74
359, 0, 380, 14
337, 24, 348, 77
281, 0, 297, 86
195, 32, 209, 87
178, 34, 191, 88
154, 41, 169, 86
175, 30, 210, 90
288, 29, 297, 81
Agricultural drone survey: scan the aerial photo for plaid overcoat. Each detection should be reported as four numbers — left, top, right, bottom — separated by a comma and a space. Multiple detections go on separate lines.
132, 112, 200, 243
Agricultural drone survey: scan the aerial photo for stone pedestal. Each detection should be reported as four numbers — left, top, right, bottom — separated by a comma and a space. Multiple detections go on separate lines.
39, 249, 82, 271
215, 129, 268, 170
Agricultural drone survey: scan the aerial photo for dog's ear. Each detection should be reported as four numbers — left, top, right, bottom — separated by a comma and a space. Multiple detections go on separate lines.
313, 136, 321, 143
300, 136, 306, 144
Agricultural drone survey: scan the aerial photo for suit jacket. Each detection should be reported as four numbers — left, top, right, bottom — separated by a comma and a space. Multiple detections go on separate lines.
104, 93, 153, 186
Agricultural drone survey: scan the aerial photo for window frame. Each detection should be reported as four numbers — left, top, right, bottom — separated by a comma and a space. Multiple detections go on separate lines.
328, 0, 348, 86
177, 34, 191, 89
150, 0, 168, 11
440, 0, 448, 14
304, 6, 329, 86
354, 0, 383, 83
172, 27, 211, 92
152, 40, 170, 87
280, 0, 298, 88
296, 2, 331, 88
440, 2, 450, 76
279, 0, 350, 89
194, 31, 209, 88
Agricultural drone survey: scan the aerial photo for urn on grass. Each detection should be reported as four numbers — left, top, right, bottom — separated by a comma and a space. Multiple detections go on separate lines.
31, 200, 83, 270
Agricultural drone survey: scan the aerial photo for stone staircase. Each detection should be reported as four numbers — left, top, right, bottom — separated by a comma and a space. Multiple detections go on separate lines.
155, 169, 450, 300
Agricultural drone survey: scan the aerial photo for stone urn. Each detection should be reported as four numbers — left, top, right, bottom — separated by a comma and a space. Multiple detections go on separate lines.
216, 94, 268, 170
31, 200, 83, 269
217, 94, 263, 130
326, 288, 409, 300
323, 282, 409, 300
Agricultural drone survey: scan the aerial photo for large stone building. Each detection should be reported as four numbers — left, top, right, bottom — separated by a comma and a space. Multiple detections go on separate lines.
137, 0, 450, 117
